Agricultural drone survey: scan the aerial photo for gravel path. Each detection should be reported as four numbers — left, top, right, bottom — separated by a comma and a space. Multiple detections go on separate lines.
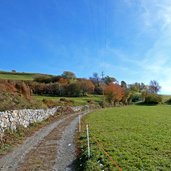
0, 111, 87, 171
53, 116, 79, 171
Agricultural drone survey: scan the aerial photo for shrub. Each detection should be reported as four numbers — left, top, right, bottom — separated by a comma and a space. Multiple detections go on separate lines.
59, 98, 74, 106
144, 94, 162, 105
33, 75, 53, 83
42, 99, 58, 108
131, 93, 142, 102
66, 83, 81, 97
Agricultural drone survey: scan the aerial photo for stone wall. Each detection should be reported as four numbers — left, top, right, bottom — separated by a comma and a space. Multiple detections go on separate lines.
0, 106, 88, 140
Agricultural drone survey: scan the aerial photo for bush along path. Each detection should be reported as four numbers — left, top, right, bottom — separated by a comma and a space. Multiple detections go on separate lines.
0, 110, 90, 171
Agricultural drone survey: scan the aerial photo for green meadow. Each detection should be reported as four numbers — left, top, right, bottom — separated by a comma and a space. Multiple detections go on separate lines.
80, 105, 171, 170
0, 73, 34, 80
0, 71, 37, 80
0, 71, 52, 81
34, 95, 103, 106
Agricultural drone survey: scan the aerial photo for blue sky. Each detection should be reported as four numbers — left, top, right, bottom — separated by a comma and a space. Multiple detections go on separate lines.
1, 0, 171, 94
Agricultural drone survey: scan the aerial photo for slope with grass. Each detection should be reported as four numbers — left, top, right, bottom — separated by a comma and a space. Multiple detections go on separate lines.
79, 105, 171, 170
0, 73, 34, 80
0, 71, 52, 81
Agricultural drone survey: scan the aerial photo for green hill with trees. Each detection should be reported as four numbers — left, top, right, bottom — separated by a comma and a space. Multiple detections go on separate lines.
0, 70, 170, 111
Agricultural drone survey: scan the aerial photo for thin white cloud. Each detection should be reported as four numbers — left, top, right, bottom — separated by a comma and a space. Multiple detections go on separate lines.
140, 0, 171, 30
114, 0, 171, 93
136, 0, 171, 94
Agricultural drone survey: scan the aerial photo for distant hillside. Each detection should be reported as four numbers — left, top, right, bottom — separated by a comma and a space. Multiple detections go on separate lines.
0, 71, 53, 81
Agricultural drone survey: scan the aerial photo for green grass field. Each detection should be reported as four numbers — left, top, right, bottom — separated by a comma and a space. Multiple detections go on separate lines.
0, 73, 35, 80
80, 105, 171, 170
34, 95, 103, 106
0, 71, 51, 81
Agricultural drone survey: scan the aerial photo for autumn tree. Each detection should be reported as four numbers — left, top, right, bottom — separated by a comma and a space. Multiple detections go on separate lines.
104, 83, 124, 105
79, 79, 95, 96
30, 82, 46, 95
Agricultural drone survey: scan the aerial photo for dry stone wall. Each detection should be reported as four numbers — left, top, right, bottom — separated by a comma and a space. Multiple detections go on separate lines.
0, 106, 88, 140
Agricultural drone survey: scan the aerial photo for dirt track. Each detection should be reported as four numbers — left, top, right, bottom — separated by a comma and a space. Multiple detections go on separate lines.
0, 112, 86, 171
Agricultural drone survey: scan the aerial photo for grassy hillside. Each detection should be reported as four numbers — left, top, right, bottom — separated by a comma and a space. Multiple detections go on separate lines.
0, 71, 52, 81
0, 80, 44, 111
0, 73, 34, 80
79, 106, 171, 170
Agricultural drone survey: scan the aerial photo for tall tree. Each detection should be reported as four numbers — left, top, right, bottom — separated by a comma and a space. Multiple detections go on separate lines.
149, 80, 161, 94
62, 71, 76, 79
90, 72, 101, 86
121, 81, 127, 89
128, 82, 147, 93
90, 73, 103, 94
66, 82, 81, 97
103, 76, 116, 85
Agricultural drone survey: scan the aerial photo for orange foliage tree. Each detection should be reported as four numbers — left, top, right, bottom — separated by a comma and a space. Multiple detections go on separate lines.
104, 83, 125, 105
79, 79, 95, 95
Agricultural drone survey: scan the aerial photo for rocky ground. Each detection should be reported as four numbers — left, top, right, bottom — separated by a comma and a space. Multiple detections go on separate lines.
0, 111, 86, 171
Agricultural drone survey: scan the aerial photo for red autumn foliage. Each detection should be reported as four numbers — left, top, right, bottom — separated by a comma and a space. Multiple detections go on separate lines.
0, 80, 17, 93
104, 83, 125, 104
0, 80, 31, 99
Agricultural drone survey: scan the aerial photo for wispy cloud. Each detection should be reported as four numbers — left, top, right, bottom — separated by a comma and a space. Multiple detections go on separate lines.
140, 0, 171, 30
114, 0, 171, 94
137, 0, 171, 93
